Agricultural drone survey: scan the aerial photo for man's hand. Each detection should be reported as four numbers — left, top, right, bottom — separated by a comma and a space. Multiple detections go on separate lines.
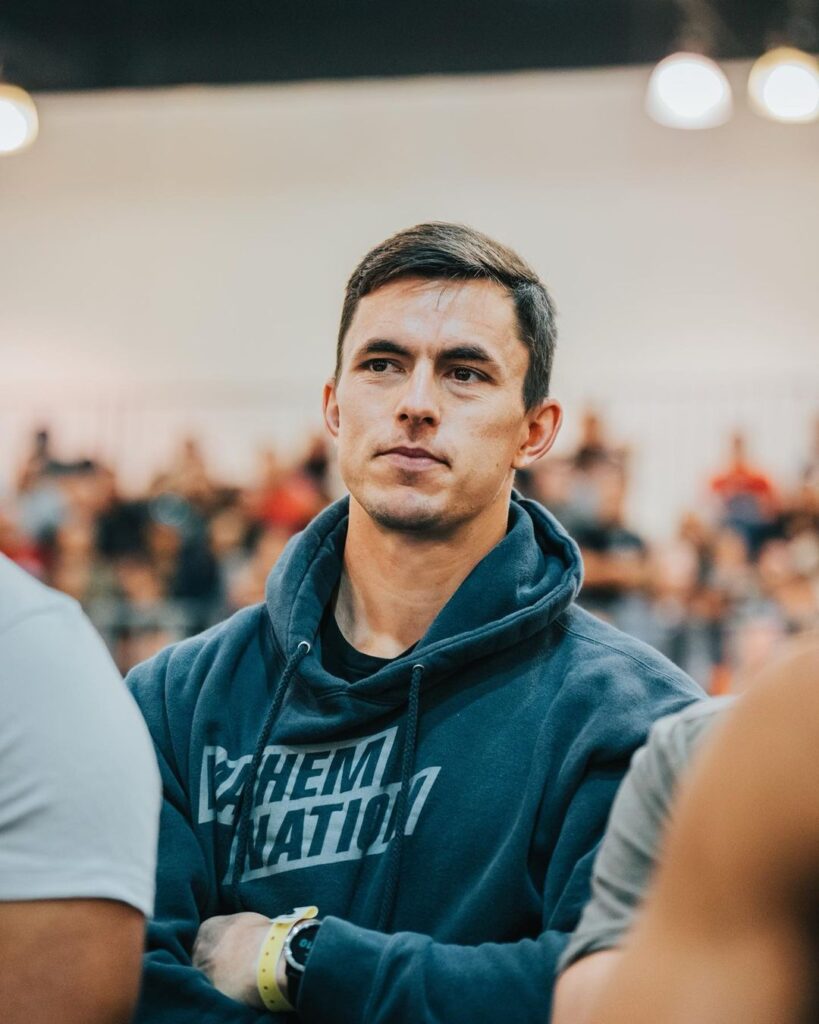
193, 912, 272, 1008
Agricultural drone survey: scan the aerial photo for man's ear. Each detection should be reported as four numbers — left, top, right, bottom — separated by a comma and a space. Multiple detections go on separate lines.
512, 399, 563, 470
323, 378, 340, 439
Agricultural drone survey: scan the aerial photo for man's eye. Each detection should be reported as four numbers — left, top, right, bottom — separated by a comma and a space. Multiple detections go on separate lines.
450, 367, 482, 383
364, 359, 392, 372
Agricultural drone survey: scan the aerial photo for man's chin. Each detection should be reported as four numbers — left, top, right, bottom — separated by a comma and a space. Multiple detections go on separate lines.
361, 494, 456, 538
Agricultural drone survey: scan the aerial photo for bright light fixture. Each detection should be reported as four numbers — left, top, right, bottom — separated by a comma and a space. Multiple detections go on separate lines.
748, 46, 819, 123
646, 52, 733, 129
0, 83, 39, 154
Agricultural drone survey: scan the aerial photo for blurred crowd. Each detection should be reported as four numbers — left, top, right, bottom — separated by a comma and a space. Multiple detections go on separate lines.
2, 414, 817, 689
519, 412, 819, 692
1, 430, 333, 672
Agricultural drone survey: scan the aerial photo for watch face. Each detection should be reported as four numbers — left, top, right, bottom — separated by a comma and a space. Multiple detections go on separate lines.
287, 922, 320, 970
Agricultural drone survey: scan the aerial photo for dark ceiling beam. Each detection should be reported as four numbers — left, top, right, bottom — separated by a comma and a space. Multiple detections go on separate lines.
0, 0, 810, 93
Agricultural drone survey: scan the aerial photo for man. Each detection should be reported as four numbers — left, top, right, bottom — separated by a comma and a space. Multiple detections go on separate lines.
127, 222, 701, 1023
0, 554, 161, 1024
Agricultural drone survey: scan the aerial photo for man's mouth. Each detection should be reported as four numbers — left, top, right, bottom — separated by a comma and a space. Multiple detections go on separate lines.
379, 446, 448, 468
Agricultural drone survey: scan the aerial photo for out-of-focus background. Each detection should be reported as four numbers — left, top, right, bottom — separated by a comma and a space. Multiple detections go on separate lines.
1, 0, 817, 688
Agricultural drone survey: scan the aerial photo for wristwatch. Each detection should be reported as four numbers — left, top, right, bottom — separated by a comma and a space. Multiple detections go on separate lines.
282, 917, 322, 1007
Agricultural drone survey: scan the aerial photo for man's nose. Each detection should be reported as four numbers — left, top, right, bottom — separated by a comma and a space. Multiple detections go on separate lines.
395, 364, 440, 426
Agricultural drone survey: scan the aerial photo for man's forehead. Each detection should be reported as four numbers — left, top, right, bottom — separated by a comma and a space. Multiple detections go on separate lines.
348, 276, 520, 350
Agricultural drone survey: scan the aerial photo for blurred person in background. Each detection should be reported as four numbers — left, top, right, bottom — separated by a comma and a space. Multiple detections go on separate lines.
0, 504, 46, 579
0, 553, 161, 1024
519, 455, 575, 527
13, 429, 69, 548
125, 222, 700, 1024
756, 537, 818, 634
247, 445, 327, 533
106, 552, 185, 669
15, 427, 55, 488
524, 410, 628, 540
709, 432, 779, 556
145, 496, 220, 613
150, 436, 219, 512
225, 523, 291, 611
650, 512, 708, 670
571, 409, 628, 474
49, 515, 118, 606
95, 464, 151, 560
208, 502, 256, 610
301, 432, 334, 504
573, 460, 652, 637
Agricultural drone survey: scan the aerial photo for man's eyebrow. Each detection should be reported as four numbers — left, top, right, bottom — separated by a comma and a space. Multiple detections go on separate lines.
355, 339, 413, 359
437, 344, 498, 366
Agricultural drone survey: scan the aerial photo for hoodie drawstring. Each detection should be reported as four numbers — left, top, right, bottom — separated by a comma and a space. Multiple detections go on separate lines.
230, 637, 311, 909
376, 662, 424, 932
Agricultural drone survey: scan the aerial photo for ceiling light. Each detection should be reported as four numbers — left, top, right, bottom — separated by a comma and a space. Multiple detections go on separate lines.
748, 46, 819, 123
0, 83, 39, 154
646, 52, 733, 129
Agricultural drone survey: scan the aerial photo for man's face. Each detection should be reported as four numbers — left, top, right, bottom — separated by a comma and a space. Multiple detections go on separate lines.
324, 276, 559, 536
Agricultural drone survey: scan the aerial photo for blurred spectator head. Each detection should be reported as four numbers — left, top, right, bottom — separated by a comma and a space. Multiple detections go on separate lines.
758, 539, 795, 589
209, 506, 249, 557
59, 463, 108, 519
149, 493, 199, 542
730, 611, 788, 686
712, 527, 750, 570
651, 539, 699, 600
54, 518, 95, 561
573, 411, 607, 471
33, 427, 50, 454
115, 555, 165, 606
147, 519, 183, 561
595, 463, 627, 526
227, 525, 290, 610
580, 409, 603, 444
256, 447, 284, 490
17, 426, 53, 492
152, 435, 215, 507
679, 511, 711, 547
789, 528, 819, 578
529, 458, 574, 510
301, 433, 332, 496
730, 430, 748, 467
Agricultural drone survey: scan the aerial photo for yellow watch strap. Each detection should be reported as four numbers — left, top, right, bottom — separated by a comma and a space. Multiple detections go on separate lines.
256, 906, 318, 1013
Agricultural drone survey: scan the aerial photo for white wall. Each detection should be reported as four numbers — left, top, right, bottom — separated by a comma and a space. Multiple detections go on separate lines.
1, 63, 817, 536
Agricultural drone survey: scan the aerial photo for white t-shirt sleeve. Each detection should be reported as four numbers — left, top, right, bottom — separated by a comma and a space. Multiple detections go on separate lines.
0, 596, 161, 917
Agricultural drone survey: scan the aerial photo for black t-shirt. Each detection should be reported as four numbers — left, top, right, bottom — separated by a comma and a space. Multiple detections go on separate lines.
575, 522, 647, 610
319, 606, 415, 682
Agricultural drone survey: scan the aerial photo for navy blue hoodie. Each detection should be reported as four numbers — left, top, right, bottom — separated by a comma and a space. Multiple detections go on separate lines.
128, 494, 701, 1023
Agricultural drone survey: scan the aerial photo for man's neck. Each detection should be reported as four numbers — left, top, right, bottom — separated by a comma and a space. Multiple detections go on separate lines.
334, 495, 510, 659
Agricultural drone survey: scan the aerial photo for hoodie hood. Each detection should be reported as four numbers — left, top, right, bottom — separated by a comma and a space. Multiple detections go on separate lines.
264, 492, 583, 704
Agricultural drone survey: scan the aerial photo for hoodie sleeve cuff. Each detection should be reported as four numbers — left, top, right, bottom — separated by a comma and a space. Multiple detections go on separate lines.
298, 916, 422, 1024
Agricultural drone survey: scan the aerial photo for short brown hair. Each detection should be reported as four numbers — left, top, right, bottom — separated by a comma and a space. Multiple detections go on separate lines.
336, 222, 557, 409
